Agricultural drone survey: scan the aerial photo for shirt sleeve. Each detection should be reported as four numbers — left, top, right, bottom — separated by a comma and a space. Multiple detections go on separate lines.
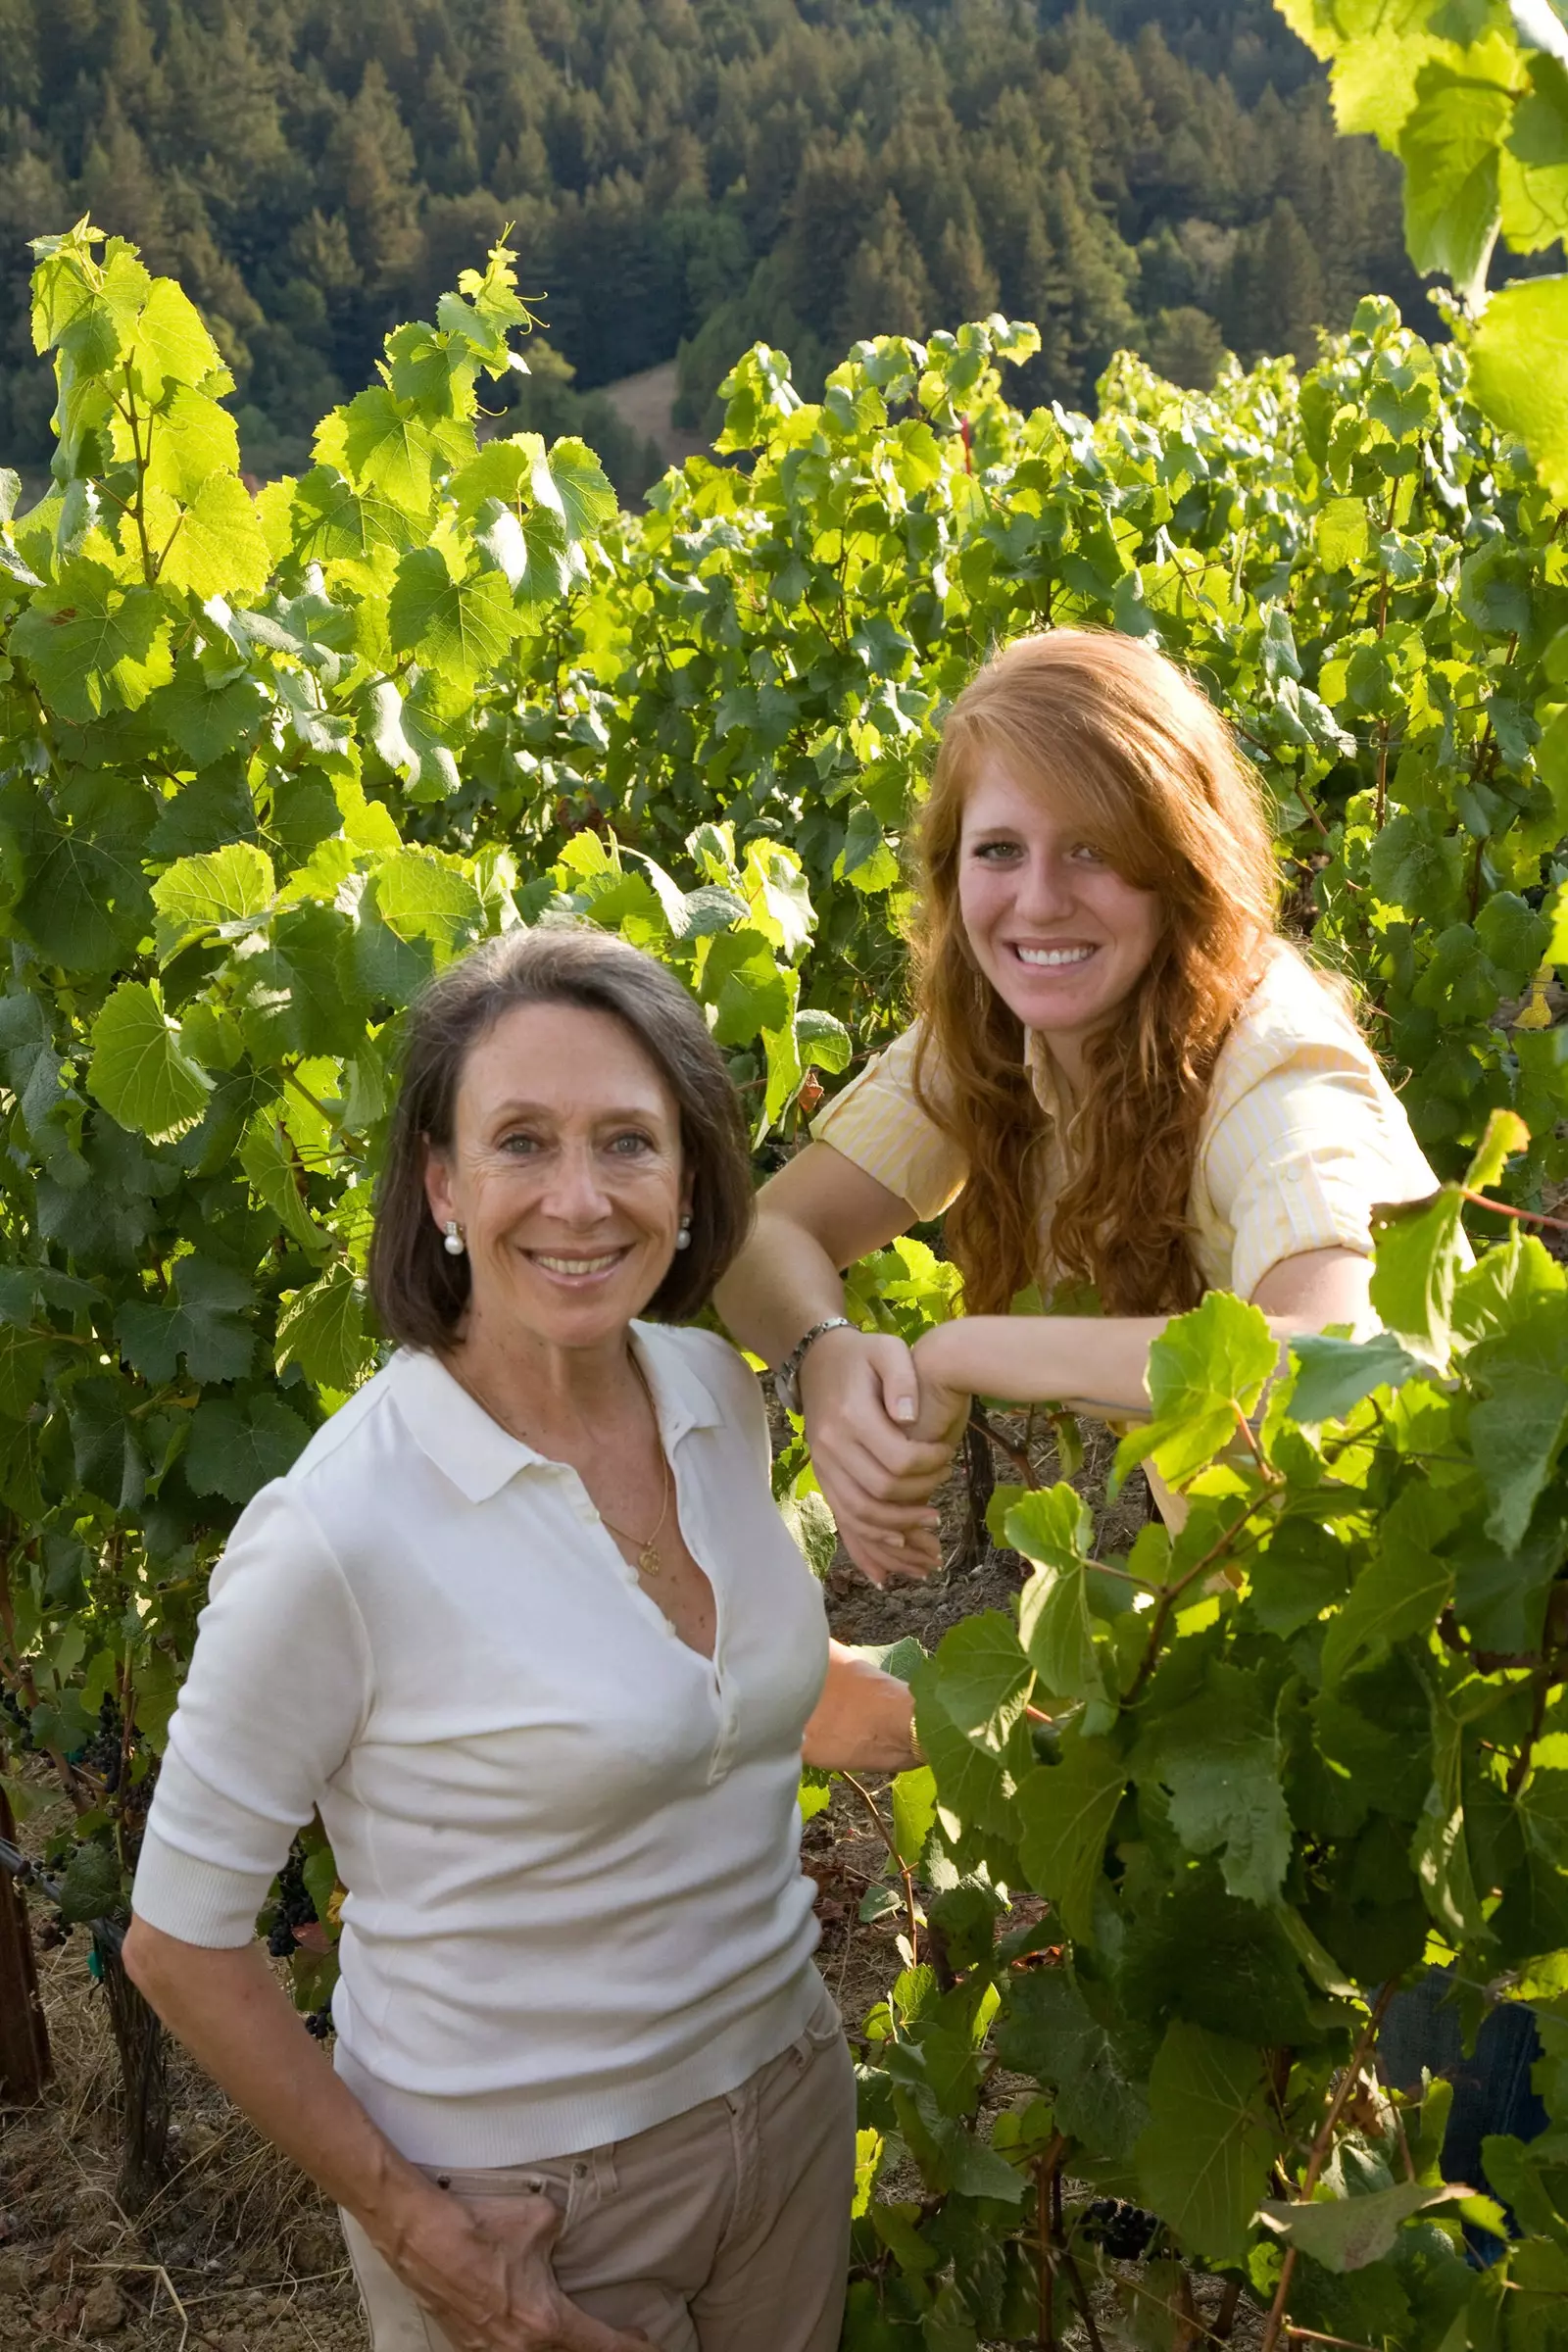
131, 1484, 372, 1948
1203, 1043, 1442, 1304
809, 1025, 968, 1222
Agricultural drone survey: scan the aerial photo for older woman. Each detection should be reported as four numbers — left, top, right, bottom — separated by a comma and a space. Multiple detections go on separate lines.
122, 925, 917, 2352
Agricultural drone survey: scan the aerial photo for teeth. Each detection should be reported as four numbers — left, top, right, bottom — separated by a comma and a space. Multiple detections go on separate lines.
1015, 946, 1096, 968
534, 1252, 621, 1275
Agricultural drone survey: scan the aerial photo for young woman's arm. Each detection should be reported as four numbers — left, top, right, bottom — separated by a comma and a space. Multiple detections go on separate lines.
122, 1922, 653, 2352
715, 1144, 959, 1584
908, 1247, 1375, 1437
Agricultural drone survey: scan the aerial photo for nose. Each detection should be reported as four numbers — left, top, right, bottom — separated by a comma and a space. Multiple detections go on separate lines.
541, 1140, 613, 1225
1012, 848, 1078, 925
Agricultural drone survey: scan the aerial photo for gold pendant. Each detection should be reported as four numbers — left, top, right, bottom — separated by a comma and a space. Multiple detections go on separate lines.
638, 1541, 662, 1578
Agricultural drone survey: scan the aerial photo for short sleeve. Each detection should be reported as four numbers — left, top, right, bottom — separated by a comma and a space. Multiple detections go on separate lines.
131, 1485, 372, 1947
810, 1026, 967, 1221
1202, 1046, 1442, 1304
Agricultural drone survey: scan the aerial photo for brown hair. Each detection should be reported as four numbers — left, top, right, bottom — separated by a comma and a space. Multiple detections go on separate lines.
911, 628, 1278, 1316
368, 924, 756, 1348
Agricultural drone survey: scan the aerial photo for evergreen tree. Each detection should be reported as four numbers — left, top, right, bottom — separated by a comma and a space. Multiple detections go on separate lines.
0, 0, 1441, 479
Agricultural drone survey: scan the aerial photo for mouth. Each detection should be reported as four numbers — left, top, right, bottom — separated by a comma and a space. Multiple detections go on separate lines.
1010, 943, 1099, 970
524, 1248, 632, 1282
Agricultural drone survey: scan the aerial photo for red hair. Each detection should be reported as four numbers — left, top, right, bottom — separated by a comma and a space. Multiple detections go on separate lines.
910, 629, 1278, 1316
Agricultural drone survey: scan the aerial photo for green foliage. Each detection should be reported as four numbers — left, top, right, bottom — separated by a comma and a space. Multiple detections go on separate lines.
852, 1168, 1568, 2346
1274, 0, 1568, 494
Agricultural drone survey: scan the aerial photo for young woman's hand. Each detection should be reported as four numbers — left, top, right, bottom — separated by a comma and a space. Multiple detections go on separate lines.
389, 2185, 655, 2351
798, 1324, 957, 1585
907, 1324, 974, 1452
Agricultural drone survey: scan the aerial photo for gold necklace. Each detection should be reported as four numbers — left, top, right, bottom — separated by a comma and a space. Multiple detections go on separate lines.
445, 1349, 673, 1578
594, 1357, 673, 1578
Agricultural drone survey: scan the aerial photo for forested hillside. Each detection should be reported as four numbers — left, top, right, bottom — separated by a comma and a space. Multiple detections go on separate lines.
0, 0, 1429, 482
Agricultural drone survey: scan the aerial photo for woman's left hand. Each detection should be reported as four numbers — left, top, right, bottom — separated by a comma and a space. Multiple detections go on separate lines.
389, 2184, 657, 2351
802, 1642, 921, 1775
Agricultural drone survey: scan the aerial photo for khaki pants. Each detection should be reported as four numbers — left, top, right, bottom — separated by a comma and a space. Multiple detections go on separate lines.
341, 1984, 856, 2352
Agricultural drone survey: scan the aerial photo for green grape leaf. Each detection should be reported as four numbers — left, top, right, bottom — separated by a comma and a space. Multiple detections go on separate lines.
55, 1840, 124, 1928
1015, 1514, 1104, 1709
796, 1006, 853, 1073
337, 387, 454, 514
159, 469, 272, 601
1369, 1189, 1466, 1363
1468, 271, 1568, 502
87, 981, 213, 1145
1134, 2023, 1277, 2266
124, 276, 223, 402
275, 1263, 372, 1393
1321, 1482, 1452, 1687
12, 564, 173, 722
290, 464, 416, 567
185, 1392, 313, 1505
1398, 60, 1511, 305
148, 663, 270, 768
699, 928, 793, 1046
1288, 1330, 1430, 1425
1259, 2180, 1465, 2273
1115, 1291, 1277, 1489
151, 842, 275, 961
534, 435, 617, 544
1015, 1735, 1126, 1942
1317, 495, 1370, 569
1136, 1666, 1292, 1906
240, 1107, 325, 1250
7, 769, 156, 972
1469, 1369, 1568, 1550
144, 384, 240, 501
996, 1967, 1150, 2163
388, 547, 518, 686
368, 849, 484, 961
116, 1255, 255, 1385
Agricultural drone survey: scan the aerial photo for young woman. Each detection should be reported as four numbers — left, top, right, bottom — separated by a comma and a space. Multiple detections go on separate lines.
715, 627, 1440, 1575
123, 925, 916, 2352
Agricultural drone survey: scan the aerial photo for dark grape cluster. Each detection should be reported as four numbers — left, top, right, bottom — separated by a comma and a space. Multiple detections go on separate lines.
305, 2006, 334, 2039
266, 1839, 318, 1960
77, 1704, 124, 1793
1081, 2200, 1162, 2262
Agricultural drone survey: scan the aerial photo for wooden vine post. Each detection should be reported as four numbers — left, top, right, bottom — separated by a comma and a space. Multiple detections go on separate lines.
0, 1770, 50, 2103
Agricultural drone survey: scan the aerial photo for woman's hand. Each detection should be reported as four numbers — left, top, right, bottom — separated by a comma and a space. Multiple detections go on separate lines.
803, 1642, 921, 1775
798, 1325, 958, 1585
907, 1324, 974, 1452
388, 2184, 655, 2352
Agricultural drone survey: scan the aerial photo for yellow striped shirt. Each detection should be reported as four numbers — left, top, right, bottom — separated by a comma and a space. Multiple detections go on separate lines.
813, 945, 1440, 1301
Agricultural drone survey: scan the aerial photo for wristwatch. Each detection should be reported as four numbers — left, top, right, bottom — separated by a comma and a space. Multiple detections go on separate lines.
774, 1316, 855, 1416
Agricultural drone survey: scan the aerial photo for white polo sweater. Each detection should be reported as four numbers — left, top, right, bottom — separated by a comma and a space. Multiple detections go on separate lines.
131, 1324, 831, 2166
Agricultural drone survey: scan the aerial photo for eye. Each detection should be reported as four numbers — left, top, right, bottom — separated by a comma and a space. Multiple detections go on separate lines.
498, 1130, 542, 1155
608, 1131, 656, 1156
970, 837, 1023, 863
1069, 842, 1109, 866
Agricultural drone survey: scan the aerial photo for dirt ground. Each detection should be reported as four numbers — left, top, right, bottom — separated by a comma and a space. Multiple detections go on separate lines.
598, 360, 710, 470
0, 1418, 1260, 2350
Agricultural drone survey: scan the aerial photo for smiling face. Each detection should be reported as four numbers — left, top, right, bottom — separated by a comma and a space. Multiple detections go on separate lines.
422, 1001, 689, 1355
956, 750, 1165, 1076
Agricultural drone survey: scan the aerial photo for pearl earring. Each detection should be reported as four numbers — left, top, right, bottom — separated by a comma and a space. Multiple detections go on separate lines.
443, 1220, 466, 1257
675, 1214, 692, 1251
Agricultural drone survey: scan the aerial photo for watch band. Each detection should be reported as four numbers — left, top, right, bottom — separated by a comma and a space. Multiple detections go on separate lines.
774, 1315, 855, 1416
